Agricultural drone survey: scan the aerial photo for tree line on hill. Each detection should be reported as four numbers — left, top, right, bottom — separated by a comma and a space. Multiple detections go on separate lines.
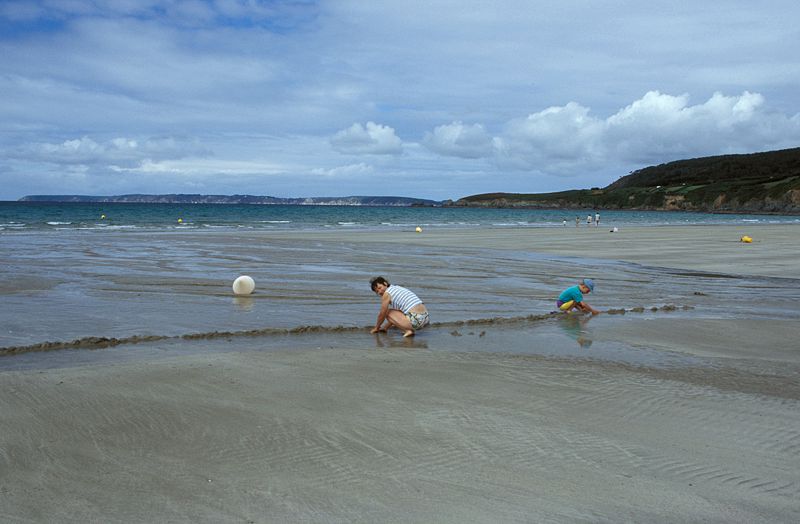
446, 147, 800, 213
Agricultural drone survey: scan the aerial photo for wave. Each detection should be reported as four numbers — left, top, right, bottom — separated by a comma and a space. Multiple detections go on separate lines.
0, 305, 692, 357
74, 225, 141, 230
378, 222, 482, 227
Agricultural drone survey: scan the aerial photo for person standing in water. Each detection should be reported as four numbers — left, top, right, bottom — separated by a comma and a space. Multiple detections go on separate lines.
369, 276, 430, 337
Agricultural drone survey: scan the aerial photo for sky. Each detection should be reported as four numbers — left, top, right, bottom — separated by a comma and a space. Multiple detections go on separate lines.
2, 0, 800, 201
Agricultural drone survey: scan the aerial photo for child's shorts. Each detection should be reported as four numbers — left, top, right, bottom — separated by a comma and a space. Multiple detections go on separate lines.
556, 300, 575, 311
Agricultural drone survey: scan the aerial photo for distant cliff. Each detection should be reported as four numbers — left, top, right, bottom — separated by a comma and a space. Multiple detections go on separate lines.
18, 194, 440, 207
447, 147, 800, 214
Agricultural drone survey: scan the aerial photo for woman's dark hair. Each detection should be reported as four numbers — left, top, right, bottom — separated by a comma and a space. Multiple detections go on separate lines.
369, 276, 389, 291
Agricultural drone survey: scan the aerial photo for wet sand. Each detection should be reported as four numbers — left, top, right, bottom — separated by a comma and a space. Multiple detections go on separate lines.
1, 224, 799, 522
259, 222, 800, 278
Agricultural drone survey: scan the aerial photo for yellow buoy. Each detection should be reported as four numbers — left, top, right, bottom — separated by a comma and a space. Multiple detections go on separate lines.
415, 226, 422, 233
177, 218, 183, 224
740, 235, 752, 243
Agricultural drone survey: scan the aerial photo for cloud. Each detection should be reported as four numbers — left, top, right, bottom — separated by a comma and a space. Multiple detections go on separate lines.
428, 91, 800, 175
495, 102, 604, 172
311, 163, 374, 177
330, 122, 403, 155
0, 1, 318, 29
423, 122, 494, 159
0, 1, 43, 21
8, 136, 210, 169
601, 90, 796, 162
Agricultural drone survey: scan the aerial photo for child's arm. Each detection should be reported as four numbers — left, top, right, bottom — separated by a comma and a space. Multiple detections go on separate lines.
579, 301, 601, 315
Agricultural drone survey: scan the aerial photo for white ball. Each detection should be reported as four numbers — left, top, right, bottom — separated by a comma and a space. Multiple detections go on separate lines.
232, 275, 255, 295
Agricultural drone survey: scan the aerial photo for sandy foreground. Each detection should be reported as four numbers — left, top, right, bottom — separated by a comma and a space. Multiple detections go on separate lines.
2, 224, 800, 523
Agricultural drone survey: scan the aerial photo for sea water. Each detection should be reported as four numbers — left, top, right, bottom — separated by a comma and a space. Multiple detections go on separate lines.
2, 201, 799, 232
1, 202, 799, 368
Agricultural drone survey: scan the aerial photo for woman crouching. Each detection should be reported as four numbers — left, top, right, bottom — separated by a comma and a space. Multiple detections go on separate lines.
369, 276, 430, 337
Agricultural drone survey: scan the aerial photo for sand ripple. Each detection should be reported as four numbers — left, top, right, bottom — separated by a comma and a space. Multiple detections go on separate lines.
2, 347, 798, 522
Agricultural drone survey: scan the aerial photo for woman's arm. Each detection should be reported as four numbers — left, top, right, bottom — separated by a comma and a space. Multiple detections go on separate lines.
371, 292, 392, 333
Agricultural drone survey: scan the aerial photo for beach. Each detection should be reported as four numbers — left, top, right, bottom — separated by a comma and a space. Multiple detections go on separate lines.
2, 223, 799, 522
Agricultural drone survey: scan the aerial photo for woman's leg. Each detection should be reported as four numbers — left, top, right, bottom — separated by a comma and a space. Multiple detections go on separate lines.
386, 310, 415, 337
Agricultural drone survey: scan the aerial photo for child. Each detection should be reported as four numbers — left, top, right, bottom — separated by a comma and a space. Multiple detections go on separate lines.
556, 278, 600, 315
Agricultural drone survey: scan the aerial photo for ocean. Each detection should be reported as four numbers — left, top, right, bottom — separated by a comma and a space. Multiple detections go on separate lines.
2, 201, 799, 232
2, 202, 798, 369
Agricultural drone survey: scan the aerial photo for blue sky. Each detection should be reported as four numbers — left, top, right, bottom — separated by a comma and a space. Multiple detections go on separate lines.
2, 0, 799, 201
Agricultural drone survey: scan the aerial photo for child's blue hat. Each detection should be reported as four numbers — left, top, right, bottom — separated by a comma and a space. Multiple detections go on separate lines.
582, 278, 595, 292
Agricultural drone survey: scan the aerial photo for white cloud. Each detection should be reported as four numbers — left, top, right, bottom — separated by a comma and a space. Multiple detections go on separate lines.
495, 102, 604, 172
330, 122, 403, 155
311, 163, 374, 177
9, 136, 209, 168
423, 122, 494, 159
602, 90, 798, 163
427, 91, 800, 175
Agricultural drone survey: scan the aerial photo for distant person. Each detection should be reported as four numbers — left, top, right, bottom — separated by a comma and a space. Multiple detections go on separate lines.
562, 219, 567, 226
369, 276, 429, 337
595, 212, 600, 226
575, 216, 580, 227
587, 214, 593, 226
556, 278, 600, 315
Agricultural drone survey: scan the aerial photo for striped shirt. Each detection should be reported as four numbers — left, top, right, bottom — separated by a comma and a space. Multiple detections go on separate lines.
387, 285, 423, 313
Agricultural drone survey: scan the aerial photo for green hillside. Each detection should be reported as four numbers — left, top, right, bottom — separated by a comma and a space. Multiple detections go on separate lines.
447, 148, 800, 213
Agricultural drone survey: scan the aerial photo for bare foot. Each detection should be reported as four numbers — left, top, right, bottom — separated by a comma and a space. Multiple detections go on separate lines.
403, 330, 415, 338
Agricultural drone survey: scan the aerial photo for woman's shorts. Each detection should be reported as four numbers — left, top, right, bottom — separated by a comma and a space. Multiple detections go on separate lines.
406, 310, 430, 330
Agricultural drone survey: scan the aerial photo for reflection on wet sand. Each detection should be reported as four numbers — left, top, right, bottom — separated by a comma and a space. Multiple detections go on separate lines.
558, 313, 594, 348
372, 332, 429, 349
